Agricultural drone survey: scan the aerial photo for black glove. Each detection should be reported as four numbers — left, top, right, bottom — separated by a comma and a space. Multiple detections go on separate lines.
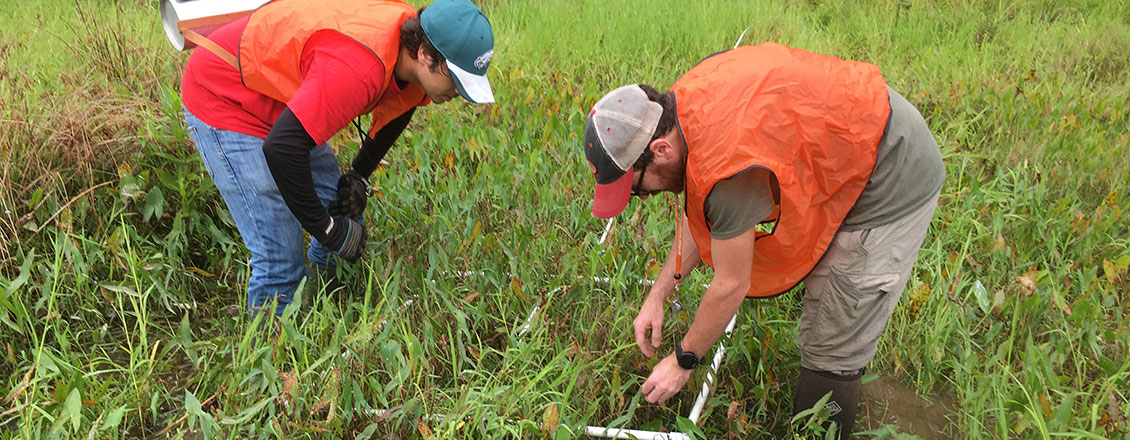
314, 215, 366, 263
328, 170, 369, 220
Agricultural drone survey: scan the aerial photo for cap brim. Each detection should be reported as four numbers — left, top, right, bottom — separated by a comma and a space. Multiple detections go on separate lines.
448, 60, 494, 104
592, 168, 633, 218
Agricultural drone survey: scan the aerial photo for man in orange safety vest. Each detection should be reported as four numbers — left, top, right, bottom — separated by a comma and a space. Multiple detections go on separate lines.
581, 43, 944, 438
181, 0, 496, 317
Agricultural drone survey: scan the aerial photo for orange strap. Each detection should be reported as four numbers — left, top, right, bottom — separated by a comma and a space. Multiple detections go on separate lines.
674, 196, 685, 292
181, 28, 239, 69
177, 11, 255, 69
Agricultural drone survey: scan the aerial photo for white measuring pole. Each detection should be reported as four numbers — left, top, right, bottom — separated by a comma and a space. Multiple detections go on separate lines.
583, 426, 692, 440
395, 271, 738, 438
599, 218, 615, 244
688, 313, 738, 423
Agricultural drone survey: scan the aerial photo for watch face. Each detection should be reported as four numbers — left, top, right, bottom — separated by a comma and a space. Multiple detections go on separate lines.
676, 346, 701, 370
677, 352, 698, 369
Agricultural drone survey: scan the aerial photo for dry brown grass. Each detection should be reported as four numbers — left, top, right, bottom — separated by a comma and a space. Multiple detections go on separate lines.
0, 0, 186, 270
0, 72, 149, 267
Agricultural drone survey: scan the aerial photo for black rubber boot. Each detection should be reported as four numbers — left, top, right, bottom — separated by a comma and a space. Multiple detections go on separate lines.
793, 367, 862, 440
300, 265, 345, 315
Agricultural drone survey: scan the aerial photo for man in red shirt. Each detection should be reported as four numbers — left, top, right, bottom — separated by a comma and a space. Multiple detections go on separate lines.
181, 0, 496, 316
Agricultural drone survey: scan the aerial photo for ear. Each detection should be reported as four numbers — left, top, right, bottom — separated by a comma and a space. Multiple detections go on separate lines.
417, 46, 433, 66
649, 137, 676, 165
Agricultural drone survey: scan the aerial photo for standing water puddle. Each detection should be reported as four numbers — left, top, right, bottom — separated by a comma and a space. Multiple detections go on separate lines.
860, 376, 959, 439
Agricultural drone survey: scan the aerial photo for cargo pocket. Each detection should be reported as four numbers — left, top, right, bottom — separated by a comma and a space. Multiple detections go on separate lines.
800, 268, 902, 368
826, 228, 872, 274
830, 269, 900, 311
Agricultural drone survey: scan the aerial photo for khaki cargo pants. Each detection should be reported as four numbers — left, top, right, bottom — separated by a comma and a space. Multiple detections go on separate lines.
796, 191, 940, 375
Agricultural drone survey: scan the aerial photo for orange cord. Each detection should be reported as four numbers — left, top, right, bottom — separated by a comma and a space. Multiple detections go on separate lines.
670, 193, 685, 315
665, 192, 684, 293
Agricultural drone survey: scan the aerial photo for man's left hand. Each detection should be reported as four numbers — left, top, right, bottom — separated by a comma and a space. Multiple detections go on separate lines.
640, 354, 693, 404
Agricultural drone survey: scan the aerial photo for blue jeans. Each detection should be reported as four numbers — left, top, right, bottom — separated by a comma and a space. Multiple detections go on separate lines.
185, 109, 341, 315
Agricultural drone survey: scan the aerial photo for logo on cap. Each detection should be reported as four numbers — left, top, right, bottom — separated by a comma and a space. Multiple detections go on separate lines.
474, 50, 494, 69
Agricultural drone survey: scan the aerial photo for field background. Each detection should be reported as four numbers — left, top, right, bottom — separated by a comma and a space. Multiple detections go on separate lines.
1, 0, 1128, 438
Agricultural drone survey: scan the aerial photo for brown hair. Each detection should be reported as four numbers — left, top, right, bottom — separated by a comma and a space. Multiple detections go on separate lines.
633, 84, 677, 170
399, 9, 447, 74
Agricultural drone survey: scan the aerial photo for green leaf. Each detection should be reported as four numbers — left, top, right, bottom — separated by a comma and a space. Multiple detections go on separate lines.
64, 388, 82, 432
143, 186, 165, 222
38, 351, 60, 375
29, 188, 43, 207
606, 392, 641, 428
1098, 354, 1117, 376
356, 422, 380, 440
219, 396, 271, 425
4, 250, 35, 296
185, 390, 202, 414
98, 284, 139, 298
100, 406, 126, 431
674, 416, 704, 439
1116, 255, 1130, 270
120, 181, 144, 200
184, 390, 218, 435
972, 280, 989, 314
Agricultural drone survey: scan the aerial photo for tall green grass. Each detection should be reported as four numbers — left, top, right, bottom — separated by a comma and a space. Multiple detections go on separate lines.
2, 0, 1128, 438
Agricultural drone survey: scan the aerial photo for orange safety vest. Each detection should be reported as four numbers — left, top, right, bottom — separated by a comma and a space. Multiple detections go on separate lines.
186, 0, 426, 136
670, 43, 890, 298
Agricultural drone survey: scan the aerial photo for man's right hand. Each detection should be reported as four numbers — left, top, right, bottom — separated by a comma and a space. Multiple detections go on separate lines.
633, 296, 667, 358
315, 215, 366, 263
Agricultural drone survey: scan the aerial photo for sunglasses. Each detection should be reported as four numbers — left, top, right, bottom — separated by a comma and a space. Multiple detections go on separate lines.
630, 161, 652, 198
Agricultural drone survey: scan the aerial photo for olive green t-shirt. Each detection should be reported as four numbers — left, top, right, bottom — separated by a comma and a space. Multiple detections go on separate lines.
704, 86, 945, 239
704, 169, 777, 240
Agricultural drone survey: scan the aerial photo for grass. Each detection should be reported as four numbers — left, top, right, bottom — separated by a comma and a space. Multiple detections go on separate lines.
2, 0, 1129, 438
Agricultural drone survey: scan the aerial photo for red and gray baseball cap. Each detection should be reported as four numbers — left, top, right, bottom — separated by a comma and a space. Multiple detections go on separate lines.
421, 0, 495, 104
582, 85, 663, 218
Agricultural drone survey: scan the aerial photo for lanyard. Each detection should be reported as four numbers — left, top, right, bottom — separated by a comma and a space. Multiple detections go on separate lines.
669, 193, 686, 314
674, 205, 684, 289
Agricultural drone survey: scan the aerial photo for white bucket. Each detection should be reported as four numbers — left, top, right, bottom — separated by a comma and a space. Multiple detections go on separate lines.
160, 0, 271, 51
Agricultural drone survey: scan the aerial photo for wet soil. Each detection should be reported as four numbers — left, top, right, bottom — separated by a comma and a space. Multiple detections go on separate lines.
859, 376, 959, 439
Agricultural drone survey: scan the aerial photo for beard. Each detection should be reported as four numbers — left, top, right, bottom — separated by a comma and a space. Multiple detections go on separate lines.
649, 158, 686, 193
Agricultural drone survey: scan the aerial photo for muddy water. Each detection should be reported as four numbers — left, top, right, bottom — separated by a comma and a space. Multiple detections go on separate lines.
859, 376, 959, 439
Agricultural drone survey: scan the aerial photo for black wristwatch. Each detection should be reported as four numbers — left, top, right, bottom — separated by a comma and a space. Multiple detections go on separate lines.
675, 344, 707, 370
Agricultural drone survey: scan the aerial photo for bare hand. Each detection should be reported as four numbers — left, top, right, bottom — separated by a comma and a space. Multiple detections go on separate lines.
640, 354, 692, 404
633, 297, 666, 357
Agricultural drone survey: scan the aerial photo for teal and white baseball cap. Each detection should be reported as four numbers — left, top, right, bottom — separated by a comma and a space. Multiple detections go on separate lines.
421, 0, 495, 104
